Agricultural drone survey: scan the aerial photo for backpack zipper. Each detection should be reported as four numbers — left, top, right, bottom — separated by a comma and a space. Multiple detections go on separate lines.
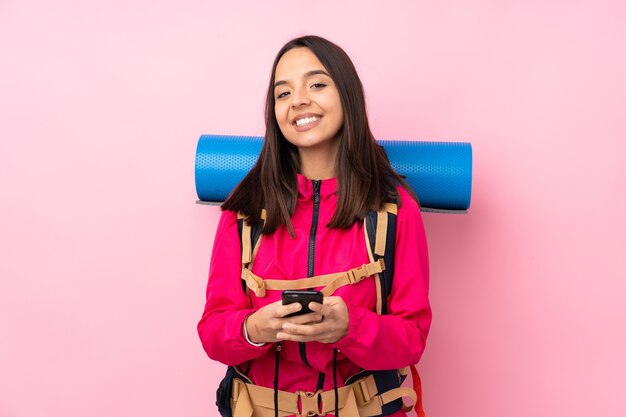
300, 179, 322, 367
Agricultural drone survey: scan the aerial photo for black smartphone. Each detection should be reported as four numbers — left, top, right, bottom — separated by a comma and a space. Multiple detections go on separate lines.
282, 290, 323, 317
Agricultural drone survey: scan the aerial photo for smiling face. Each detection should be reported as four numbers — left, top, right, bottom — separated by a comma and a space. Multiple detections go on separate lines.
273, 47, 344, 156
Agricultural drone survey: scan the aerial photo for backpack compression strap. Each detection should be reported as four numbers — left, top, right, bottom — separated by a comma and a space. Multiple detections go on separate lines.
364, 202, 398, 315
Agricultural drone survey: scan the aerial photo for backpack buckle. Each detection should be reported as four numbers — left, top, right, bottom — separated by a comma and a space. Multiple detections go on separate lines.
353, 378, 373, 405
346, 267, 366, 284
296, 390, 323, 417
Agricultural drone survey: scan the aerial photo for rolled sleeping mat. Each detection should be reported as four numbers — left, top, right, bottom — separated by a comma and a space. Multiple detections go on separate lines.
195, 134, 472, 213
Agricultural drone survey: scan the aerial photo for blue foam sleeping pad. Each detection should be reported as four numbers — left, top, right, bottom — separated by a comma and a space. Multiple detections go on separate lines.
195, 135, 472, 213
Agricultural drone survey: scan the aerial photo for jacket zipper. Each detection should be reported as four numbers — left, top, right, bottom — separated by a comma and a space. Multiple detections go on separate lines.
308, 179, 321, 277
300, 179, 321, 367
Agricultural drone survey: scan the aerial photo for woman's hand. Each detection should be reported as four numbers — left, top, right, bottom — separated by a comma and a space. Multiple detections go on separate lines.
276, 296, 349, 344
245, 299, 323, 344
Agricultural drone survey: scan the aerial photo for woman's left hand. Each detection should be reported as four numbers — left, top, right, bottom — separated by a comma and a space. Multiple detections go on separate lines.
277, 296, 349, 344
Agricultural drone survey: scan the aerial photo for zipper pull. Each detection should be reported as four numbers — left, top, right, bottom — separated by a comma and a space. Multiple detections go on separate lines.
312, 180, 321, 204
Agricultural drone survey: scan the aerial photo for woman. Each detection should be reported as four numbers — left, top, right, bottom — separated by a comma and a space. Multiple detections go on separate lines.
198, 35, 431, 417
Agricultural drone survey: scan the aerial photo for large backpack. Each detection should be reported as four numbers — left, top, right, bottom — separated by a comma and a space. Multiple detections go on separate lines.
218, 204, 425, 417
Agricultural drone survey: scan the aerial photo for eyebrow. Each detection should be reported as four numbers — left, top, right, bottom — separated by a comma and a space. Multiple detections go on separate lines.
274, 70, 331, 88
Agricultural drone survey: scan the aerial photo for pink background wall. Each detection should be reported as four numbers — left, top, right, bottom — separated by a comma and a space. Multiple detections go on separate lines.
1, 1, 625, 416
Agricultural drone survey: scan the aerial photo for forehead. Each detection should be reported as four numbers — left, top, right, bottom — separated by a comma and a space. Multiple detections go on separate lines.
274, 47, 327, 80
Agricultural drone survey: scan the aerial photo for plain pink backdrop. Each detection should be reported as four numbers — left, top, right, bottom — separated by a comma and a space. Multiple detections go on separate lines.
1, 1, 625, 416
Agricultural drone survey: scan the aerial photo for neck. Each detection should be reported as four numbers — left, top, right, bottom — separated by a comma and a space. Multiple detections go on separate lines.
297, 141, 339, 179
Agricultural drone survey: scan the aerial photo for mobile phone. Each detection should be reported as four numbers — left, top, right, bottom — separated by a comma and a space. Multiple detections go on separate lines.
282, 290, 323, 317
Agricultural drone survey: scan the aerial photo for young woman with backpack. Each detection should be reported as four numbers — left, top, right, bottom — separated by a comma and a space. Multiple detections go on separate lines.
198, 35, 431, 417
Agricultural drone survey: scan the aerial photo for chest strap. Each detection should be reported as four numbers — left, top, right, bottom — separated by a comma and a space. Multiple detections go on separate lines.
241, 259, 385, 298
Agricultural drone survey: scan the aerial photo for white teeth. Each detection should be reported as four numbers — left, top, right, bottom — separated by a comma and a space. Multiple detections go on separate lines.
295, 116, 320, 127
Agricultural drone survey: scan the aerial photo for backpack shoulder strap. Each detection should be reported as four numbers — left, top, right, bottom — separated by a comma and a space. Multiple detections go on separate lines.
365, 202, 426, 415
364, 202, 397, 315
237, 210, 266, 264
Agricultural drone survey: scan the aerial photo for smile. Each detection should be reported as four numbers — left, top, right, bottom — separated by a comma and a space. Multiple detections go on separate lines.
294, 116, 321, 127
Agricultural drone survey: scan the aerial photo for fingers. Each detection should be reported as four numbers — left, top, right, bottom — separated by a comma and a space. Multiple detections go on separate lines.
307, 301, 331, 317
260, 297, 348, 343
286, 312, 324, 325
275, 301, 302, 318
277, 321, 326, 342
277, 314, 336, 342
307, 301, 323, 312
283, 297, 348, 344
308, 297, 342, 317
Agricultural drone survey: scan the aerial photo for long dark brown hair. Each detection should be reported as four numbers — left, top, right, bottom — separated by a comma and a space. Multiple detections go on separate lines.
222, 35, 418, 236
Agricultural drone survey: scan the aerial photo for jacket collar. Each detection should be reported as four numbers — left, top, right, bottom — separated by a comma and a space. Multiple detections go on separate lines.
296, 173, 338, 200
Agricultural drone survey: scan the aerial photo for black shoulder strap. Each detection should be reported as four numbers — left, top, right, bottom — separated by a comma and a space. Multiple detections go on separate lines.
365, 206, 397, 315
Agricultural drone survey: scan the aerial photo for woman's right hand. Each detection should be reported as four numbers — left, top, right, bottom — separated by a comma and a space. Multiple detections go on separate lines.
245, 300, 323, 344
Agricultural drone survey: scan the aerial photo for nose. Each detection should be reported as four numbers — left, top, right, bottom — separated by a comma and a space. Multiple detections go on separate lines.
290, 87, 310, 108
